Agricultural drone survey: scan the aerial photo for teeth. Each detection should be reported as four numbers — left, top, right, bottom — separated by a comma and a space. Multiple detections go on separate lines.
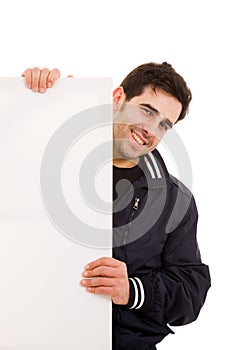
132, 132, 144, 145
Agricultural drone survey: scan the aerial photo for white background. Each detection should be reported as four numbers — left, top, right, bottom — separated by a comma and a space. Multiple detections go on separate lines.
0, 0, 232, 349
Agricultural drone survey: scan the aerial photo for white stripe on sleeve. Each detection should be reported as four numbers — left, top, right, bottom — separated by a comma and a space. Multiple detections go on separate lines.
129, 278, 139, 309
134, 277, 145, 309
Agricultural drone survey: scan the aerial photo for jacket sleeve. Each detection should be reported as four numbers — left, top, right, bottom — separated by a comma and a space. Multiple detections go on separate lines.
124, 196, 211, 326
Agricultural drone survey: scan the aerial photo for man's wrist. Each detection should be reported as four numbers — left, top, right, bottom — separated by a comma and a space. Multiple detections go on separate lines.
119, 277, 145, 310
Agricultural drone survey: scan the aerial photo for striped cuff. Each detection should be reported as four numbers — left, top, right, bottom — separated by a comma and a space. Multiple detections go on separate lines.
127, 277, 145, 310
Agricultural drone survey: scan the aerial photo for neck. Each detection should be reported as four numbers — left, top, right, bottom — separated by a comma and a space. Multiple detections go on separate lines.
113, 158, 139, 168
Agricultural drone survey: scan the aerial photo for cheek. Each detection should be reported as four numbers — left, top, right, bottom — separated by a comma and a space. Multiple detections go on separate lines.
113, 124, 130, 138
149, 137, 160, 149
113, 124, 121, 138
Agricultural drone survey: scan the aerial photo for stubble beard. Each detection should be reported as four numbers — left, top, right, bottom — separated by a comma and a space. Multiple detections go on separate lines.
113, 136, 146, 164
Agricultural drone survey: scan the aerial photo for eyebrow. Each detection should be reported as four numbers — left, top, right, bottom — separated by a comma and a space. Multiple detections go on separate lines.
139, 103, 174, 129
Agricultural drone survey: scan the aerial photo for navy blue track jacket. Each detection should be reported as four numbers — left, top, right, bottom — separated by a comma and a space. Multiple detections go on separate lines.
112, 148, 211, 350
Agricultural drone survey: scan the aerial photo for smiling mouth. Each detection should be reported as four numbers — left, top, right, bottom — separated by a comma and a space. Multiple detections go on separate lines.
131, 130, 146, 145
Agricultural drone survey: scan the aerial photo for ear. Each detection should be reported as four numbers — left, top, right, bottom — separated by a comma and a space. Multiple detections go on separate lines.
113, 86, 125, 112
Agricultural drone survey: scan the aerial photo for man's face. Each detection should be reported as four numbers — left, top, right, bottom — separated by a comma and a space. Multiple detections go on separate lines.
113, 86, 182, 168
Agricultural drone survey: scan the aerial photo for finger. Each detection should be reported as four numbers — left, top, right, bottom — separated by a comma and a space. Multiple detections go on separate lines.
38, 68, 50, 93
22, 68, 32, 89
80, 277, 114, 288
83, 266, 118, 278
85, 257, 121, 270
31, 67, 41, 92
87, 286, 113, 296
47, 68, 61, 88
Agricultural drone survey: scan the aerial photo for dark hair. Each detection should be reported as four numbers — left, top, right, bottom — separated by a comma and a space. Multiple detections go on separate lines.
120, 62, 192, 122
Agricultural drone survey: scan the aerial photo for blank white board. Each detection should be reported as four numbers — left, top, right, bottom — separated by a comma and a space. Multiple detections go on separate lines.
0, 78, 112, 349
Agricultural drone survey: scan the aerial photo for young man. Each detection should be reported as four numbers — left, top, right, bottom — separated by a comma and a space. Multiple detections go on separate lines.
22, 63, 211, 350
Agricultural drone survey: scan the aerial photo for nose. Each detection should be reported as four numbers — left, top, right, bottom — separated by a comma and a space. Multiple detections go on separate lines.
133, 126, 150, 139
142, 121, 164, 141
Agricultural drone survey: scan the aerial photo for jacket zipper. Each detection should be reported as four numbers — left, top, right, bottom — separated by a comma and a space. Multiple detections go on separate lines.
122, 196, 140, 245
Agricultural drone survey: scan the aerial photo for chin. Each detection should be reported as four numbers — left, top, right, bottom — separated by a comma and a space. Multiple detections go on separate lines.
123, 151, 146, 162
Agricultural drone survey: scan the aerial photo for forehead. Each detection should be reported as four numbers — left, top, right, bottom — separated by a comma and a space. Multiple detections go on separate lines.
128, 86, 182, 123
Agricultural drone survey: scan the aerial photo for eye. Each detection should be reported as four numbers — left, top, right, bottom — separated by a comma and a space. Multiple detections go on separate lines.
141, 106, 153, 117
159, 121, 169, 131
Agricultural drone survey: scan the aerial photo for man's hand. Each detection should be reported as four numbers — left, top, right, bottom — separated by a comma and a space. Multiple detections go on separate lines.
80, 257, 130, 305
21, 67, 61, 93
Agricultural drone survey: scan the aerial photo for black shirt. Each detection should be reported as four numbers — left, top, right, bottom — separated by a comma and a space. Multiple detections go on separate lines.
113, 158, 143, 201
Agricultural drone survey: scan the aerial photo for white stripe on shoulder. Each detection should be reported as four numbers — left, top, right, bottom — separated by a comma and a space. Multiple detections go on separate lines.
144, 156, 156, 178
134, 277, 145, 309
129, 278, 139, 309
147, 152, 162, 178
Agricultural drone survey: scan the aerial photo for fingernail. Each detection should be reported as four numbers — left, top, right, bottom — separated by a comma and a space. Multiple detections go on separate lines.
40, 88, 46, 93
32, 87, 38, 92
83, 271, 88, 277
85, 264, 89, 269
47, 82, 52, 88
